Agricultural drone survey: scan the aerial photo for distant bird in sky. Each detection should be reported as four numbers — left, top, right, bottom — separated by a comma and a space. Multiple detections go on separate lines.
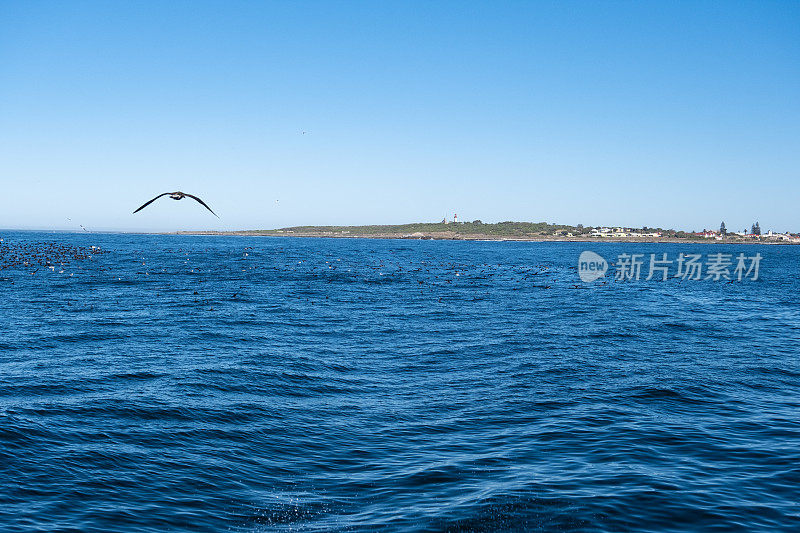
133, 191, 218, 217
68, 217, 89, 231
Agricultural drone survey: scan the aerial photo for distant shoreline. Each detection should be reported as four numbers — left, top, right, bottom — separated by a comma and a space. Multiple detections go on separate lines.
174, 230, 797, 245
169, 221, 799, 244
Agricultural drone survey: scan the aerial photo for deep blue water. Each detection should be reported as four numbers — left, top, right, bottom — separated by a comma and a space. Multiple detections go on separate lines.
1, 231, 799, 532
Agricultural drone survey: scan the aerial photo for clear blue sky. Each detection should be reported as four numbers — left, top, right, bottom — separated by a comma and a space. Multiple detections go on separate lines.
1, 1, 798, 232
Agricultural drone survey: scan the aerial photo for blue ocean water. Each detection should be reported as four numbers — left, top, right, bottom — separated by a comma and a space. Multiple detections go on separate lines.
1, 231, 798, 532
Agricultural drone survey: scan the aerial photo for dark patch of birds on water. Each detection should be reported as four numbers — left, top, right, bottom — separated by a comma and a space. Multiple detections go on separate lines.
0, 239, 107, 280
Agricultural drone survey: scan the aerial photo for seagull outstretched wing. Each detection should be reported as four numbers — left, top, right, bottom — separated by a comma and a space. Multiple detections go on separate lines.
133, 192, 171, 214
183, 193, 218, 217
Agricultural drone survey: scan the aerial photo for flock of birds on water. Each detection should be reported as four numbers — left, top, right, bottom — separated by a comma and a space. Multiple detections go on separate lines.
0, 239, 106, 280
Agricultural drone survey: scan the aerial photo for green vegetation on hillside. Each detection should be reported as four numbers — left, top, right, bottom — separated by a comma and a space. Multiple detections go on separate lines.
241, 221, 677, 238
243, 221, 573, 237
194, 221, 795, 241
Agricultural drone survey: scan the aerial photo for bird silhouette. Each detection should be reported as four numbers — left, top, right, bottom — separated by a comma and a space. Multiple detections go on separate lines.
133, 191, 218, 217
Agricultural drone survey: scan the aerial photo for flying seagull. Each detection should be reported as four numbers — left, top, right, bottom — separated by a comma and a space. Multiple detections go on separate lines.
133, 191, 218, 217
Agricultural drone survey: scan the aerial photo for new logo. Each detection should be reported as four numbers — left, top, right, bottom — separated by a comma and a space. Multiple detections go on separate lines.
578, 251, 608, 282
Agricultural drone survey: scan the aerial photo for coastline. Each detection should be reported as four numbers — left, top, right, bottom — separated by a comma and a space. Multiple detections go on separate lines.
173, 230, 797, 244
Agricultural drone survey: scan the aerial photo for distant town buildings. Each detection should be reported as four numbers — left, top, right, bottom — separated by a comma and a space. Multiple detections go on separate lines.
431, 218, 800, 242
590, 227, 662, 238
590, 227, 800, 242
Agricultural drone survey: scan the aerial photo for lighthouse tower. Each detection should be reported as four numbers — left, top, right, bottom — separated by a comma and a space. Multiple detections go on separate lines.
454, 213, 458, 223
